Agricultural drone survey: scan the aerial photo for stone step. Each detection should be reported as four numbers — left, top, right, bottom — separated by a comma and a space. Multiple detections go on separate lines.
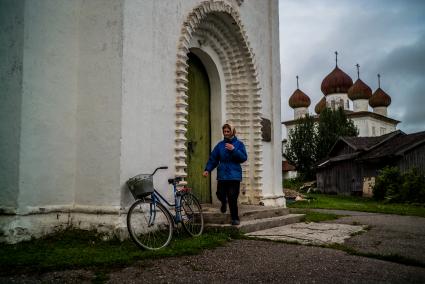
205, 214, 304, 233
202, 205, 290, 224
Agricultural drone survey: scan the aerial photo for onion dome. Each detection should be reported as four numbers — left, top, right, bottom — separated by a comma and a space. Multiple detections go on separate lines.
321, 52, 353, 95
369, 88, 391, 107
369, 74, 391, 107
321, 66, 353, 95
348, 64, 372, 100
315, 97, 326, 114
348, 79, 372, 100
289, 89, 311, 108
289, 75, 311, 108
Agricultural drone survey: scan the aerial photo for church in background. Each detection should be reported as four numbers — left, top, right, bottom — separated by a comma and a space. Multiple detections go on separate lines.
281, 53, 400, 179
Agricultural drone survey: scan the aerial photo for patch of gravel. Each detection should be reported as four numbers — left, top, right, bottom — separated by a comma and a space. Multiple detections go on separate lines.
2, 240, 425, 283
325, 213, 425, 264
106, 240, 425, 284
0, 269, 94, 284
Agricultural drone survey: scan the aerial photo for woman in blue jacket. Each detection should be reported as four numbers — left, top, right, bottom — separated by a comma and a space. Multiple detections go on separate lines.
203, 123, 247, 225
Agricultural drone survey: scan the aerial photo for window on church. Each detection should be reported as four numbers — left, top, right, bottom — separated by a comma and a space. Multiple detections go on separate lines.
346, 100, 349, 109
380, 127, 386, 135
339, 99, 344, 109
372, 126, 376, 136
331, 100, 335, 110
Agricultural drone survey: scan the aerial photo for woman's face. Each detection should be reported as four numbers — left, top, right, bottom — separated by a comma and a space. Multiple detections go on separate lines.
223, 127, 233, 140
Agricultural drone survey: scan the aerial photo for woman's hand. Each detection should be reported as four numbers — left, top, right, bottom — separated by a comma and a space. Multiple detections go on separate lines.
202, 171, 209, 177
225, 143, 234, 151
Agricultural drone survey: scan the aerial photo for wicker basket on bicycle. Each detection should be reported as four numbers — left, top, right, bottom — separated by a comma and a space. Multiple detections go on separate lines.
126, 174, 154, 199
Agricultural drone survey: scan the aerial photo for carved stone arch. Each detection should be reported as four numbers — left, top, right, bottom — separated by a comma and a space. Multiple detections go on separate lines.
174, 1, 263, 204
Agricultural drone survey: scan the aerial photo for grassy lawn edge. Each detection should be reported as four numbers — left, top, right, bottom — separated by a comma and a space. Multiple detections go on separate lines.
288, 193, 425, 217
0, 227, 241, 275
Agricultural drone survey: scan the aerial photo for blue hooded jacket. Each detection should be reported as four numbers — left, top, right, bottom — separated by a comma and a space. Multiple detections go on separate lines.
204, 136, 248, 181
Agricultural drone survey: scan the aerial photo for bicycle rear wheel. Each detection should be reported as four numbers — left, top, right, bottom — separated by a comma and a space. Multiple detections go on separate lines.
127, 198, 173, 250
180, 193, 204, 236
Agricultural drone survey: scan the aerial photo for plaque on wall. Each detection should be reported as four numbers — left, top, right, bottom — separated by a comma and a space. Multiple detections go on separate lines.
261, 117, 272, 142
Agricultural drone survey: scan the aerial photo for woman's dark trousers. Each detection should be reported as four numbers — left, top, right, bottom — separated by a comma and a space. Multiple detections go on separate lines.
217, 180, 240, 221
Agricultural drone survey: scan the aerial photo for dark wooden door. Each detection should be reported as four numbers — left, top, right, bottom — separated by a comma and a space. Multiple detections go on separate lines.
186, 53, 211, 203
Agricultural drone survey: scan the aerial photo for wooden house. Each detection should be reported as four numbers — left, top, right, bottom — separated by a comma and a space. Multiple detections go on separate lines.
316, 130, 425, 195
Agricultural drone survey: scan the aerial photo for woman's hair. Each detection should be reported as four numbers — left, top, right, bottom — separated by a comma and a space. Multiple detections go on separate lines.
222, 123, 236, 136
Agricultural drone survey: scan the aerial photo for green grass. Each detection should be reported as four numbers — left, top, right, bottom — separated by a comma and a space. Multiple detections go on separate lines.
288, 193, 425, 217
282, 178, 304, 190
0, 228, 240, 275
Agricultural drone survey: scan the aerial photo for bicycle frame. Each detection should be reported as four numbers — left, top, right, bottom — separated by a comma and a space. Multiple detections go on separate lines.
149, 181, 183, 224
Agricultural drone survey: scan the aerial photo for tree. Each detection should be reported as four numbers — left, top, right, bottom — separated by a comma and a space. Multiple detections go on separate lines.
316, 107, 358, 161
284, 114, 317, 180
284, 108, 358, 181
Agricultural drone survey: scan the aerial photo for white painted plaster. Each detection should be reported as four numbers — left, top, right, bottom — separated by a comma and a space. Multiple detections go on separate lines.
326, 93, 350, 110
120, 0, 188, 204
353, 99, 369, 112
351, 116, 396, 137
0, 1, 24, 209
373, 106, 388, 116
18, 0, 80, 210
260, 0, 285, 207
1, 0, 285, 243
294, 107, 309, 119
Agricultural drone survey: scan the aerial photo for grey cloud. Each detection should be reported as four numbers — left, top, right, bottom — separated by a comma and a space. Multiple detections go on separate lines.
280, 0, 425, 136
371, 35, 425, 133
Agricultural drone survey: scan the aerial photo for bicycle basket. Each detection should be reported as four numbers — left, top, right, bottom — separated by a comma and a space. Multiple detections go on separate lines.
126, 174, 154, 198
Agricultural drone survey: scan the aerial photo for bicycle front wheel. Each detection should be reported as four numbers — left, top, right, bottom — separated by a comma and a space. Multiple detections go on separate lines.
127, 199, 173, 250
180, 193, 204, 236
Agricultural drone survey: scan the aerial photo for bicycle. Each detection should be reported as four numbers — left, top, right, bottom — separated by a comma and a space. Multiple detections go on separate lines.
126, 166, 204, 250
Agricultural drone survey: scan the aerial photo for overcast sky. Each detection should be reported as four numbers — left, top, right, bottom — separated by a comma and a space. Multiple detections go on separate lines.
279, 0, 425, 138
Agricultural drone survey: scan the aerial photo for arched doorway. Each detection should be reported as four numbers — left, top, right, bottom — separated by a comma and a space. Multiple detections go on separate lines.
186, 53, 211, 203
174, 2, 264, 205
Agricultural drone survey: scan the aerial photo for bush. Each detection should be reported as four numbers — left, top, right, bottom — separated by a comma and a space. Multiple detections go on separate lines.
283, 177, 303, 190
373, 166, 425, 203
372, 166, 402, 201
401, 168, 425, 203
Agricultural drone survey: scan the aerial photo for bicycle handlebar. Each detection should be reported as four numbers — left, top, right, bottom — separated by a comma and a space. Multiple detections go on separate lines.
152, 166, 168, 176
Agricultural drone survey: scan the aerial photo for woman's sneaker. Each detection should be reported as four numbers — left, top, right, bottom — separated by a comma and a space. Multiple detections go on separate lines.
231, 219, 240, 226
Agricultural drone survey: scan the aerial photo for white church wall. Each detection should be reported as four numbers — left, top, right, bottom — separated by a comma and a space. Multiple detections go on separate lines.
239, 0, 284, 206
1, 0, 285, 243
352, 118, 369, 137
0, 1, 24, 211
269, 0, 285, 206
294, 107, 308, 119
18, 0, 80, 211
352, 116, 396, 137
373, 106, 388, 117
368, 117, 395, 136
74, 0, 123, 208
353, 99, 369, 112
326, 93, 349, 110
120, 0, 187, 204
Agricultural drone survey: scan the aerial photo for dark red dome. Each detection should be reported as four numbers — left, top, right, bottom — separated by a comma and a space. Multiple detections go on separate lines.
369, 88, 391, 107
348, 79, 372, 100
321, 66, 353, 95
314, 97, 326, 114
289, 89, 311, 108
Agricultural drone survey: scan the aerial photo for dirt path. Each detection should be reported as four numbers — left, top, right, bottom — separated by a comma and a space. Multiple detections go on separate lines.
2, 239, 425, 283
